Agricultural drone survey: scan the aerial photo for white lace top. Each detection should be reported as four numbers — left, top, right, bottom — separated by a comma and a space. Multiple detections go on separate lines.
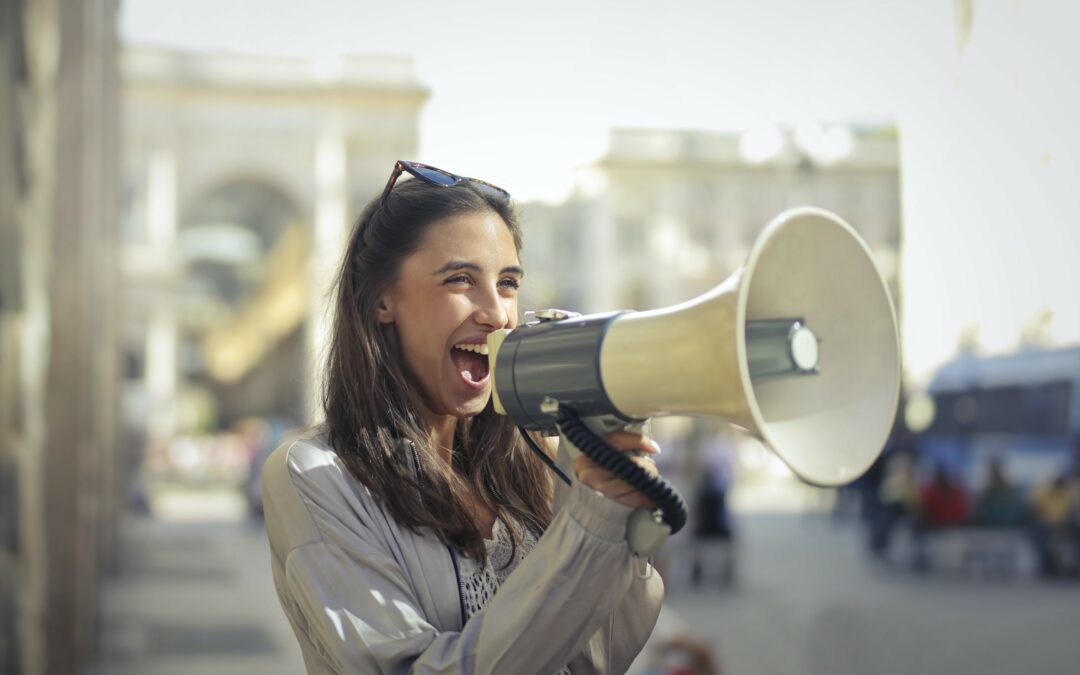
456, 518, 539, 622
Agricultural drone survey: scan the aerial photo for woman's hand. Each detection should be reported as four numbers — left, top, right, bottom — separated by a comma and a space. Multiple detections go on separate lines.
573, 430, 661, 509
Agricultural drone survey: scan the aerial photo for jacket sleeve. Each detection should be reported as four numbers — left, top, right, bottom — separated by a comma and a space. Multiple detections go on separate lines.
553, 441, 665, 675
588, 563, 664, 675
279, 477, 662, 674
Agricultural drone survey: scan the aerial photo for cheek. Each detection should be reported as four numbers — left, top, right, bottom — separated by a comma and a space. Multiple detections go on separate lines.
505, 297, 519, 328
393, 307, 434, 365
400, 296, 467, 361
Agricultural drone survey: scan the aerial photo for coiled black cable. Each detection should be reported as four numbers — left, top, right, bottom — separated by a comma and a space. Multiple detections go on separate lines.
555, 405, 687, 534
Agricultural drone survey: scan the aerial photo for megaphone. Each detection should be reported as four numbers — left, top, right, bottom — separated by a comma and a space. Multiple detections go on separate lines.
492, 205, 902, 479
487, 207, 901, 550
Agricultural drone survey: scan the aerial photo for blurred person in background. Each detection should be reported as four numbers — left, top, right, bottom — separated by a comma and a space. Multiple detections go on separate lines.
1029, 471, 1078, 577
642, 637, 720, 675
260, 163, 665, 673
240, 416, 301, 519
860, 416, 914, 531
913, 464, 970, 569
688, 429, 736, 587
972, 457, 1027, 528
869, 452, 920, 557
236, 417, 271, 514
919, 464, 971, 527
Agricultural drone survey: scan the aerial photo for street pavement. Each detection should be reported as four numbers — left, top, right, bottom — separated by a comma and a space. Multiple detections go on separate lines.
91, 484, 1080, 675
652, 512, 1080, 675
90, 487, 306, 675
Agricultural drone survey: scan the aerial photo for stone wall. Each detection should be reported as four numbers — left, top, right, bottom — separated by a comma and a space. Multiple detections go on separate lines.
0, 1, 120, 673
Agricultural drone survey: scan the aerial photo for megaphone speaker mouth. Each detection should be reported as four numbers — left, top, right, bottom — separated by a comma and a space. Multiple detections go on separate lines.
736, 207, 901, 486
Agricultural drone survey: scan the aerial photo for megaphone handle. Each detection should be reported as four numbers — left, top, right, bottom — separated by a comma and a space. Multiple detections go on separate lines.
556, 412, 685, 557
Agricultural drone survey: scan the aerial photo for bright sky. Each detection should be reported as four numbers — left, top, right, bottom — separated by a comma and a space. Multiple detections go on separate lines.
121, 1, 1080, 384
120, 0, 911, 200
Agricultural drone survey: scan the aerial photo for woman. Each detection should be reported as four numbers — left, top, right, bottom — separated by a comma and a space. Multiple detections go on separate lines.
262, 161, 665, 674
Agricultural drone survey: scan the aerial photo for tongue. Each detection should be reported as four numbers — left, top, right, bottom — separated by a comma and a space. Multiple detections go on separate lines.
451, 349, 489, 382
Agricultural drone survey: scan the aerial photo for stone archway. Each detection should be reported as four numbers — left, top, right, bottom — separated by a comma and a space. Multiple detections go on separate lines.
177, 178, 309, 428
180, 178, 302, 307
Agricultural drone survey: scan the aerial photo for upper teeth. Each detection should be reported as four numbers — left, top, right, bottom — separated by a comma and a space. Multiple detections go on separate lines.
454, 343, 489, 355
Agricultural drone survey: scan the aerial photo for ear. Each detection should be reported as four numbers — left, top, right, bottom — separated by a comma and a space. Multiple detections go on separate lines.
375, 294, 396, 324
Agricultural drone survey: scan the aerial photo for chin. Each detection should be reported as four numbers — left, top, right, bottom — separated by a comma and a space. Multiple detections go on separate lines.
455, 399, 489, 419
451, 391, 492, 419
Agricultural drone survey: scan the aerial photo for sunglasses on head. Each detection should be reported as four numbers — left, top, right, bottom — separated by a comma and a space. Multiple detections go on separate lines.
381, 160, 511, 204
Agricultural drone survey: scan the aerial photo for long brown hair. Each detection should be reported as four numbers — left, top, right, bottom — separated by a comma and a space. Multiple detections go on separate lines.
323, 178, 554, 563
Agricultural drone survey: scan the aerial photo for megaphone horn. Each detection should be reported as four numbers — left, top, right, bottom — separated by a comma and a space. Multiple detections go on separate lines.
489, 207, 901, 488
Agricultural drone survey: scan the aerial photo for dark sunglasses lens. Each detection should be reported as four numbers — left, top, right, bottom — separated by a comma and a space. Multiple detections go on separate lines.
412, 165, 458, 186
471, 181, 510, 200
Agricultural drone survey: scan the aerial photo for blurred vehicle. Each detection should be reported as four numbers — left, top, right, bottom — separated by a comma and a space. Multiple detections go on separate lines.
914, 346, 1080, 490
880, 346, 1080, 575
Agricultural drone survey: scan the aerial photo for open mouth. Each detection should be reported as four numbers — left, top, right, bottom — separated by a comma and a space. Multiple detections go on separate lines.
451, 343, 490, 385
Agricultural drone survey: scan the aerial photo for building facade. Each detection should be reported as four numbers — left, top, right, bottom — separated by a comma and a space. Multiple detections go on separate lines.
521, 125, 902, 318
119, 46, 429, 462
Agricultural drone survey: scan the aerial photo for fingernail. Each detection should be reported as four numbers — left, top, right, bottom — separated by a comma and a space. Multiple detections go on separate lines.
649, 440, 663, 454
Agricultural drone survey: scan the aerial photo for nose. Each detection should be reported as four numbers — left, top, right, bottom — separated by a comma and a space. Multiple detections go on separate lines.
474, 285, 511, 329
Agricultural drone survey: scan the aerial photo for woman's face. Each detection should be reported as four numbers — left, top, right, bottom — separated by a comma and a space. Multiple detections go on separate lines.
378, 209, 521, 421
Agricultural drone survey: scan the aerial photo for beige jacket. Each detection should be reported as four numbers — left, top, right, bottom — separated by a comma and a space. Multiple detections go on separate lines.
262, 429, 664, 674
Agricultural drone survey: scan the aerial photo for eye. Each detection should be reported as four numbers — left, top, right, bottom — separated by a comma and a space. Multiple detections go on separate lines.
445, 275, 472, 286
498, 277, 521, 291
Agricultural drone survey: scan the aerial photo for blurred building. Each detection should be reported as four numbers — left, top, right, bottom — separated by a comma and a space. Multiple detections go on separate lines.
522, 125, 902, 316
118, 46, 429, 458
1, 1, 121, 673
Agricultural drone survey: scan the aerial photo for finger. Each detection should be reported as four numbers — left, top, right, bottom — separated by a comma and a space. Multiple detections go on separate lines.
576, 467, 625, 490
589, 478, 654, 508
589, 473, 632, 491
581, 467, 659, 502
573, 455, 600, 479
622, 494, 657, 509
608, 488, 653, 509
574, 453, 658, 485
590, 460, 657, 487
601, 431, 660, 455
578, 472, 659, 509
635, 455, 659, 476
573, 447, 656, 471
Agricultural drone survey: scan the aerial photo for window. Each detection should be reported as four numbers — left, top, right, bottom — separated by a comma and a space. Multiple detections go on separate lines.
929, 381, 1072, 437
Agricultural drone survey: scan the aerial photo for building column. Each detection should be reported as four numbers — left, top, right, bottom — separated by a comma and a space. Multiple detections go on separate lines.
0, 0, 120, 673
144, 148, 179, 444
584, 184, 617, 312
306, 114, 347, 424
42, 1, 120, 672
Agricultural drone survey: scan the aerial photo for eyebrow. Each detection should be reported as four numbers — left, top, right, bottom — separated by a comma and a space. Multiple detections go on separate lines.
431, 260, 525, 277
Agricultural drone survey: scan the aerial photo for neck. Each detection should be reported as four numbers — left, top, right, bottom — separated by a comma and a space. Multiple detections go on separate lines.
424, 411, 458, 465
408, 389, 459, 464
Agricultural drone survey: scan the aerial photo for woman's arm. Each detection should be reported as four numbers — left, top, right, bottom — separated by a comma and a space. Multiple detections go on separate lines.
555, 431, 666, 673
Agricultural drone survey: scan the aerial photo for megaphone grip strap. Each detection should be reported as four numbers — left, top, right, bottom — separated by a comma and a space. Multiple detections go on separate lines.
555, 407, 688, 535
